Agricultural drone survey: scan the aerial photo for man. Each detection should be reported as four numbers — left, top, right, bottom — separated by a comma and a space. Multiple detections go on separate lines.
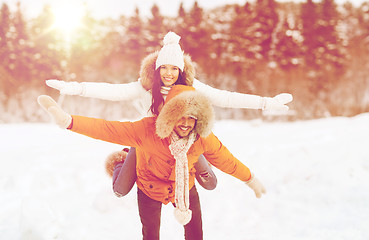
38, 85, 266, 240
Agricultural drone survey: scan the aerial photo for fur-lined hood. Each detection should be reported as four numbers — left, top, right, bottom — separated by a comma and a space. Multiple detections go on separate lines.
139, 51, 196, 91
156, 85, 214, 139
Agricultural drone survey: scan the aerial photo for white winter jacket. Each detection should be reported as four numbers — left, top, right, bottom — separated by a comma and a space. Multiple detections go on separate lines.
46, 51, 292, 116
78, 79, 263, 116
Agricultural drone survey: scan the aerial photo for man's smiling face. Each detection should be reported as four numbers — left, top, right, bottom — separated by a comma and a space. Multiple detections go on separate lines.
173, 116, 197, 138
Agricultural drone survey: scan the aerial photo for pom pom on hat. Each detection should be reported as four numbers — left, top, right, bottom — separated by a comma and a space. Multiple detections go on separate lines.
155, 32, 184, 71
163, 31, 181, 45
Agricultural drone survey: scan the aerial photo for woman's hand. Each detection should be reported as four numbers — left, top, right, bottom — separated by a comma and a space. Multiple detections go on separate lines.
46, 79, 84, 96
262, 93, 293, 111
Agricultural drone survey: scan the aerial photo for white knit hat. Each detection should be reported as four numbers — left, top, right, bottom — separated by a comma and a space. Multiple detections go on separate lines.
155, 32, 184, 71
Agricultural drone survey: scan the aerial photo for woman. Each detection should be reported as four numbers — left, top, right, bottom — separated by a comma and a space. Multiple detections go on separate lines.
46, 31, 292, 197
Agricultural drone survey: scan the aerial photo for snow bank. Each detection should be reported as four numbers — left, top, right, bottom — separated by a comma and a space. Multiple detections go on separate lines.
1, 114, 368, 239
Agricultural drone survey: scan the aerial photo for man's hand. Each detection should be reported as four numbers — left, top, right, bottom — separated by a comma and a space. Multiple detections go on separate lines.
37, 95, 72, 129
46, 79, 84, 96
245, 173, 266, 198
262, 93, 293, 111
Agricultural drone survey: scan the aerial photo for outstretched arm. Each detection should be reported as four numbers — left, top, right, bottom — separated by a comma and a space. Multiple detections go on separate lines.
202, 133, 266, 198
193, 79, 293, 111
46, 79, 147, 101
37, 95, 143, 147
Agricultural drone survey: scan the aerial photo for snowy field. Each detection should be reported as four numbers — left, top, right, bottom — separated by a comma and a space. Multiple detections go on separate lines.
1, 114, 369, 240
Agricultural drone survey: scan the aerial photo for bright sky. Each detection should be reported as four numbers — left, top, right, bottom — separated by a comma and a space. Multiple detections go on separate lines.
3, 0, 245, 19
3, 0, 367, 20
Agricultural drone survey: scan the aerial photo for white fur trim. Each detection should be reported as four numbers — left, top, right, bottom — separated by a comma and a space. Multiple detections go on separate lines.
156, 90, 214, 139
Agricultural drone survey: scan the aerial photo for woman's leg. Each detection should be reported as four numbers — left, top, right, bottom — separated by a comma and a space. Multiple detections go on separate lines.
184, 186, 203, 240
137, 188, 162, 240
194, 155, 217, 190
112, 147, 137, 197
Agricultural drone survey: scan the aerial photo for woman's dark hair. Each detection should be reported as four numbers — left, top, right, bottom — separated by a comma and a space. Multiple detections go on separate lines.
149, 67, 187, 116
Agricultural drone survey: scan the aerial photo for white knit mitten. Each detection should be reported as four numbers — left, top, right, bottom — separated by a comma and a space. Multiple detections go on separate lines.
245, 173, 266, 198
46, 79, 84, 96
37, 95, 72, 129
261, 93, 293, 111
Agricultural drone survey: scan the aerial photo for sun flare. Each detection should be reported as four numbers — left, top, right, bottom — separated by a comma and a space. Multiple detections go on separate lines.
52, 2, 86, 34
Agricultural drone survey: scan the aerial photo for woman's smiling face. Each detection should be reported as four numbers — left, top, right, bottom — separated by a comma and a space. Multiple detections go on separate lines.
159, 65, 180, 87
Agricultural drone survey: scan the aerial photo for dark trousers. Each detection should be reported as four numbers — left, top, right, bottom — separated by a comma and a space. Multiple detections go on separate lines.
137, 186, 203, 240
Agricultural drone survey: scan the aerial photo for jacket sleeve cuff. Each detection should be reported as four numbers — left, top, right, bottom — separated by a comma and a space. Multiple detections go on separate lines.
67, 118, 73, 129
244, 172, 254, 184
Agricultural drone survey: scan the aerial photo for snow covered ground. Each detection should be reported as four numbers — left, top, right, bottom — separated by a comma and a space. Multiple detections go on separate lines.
1, 114, 368, 240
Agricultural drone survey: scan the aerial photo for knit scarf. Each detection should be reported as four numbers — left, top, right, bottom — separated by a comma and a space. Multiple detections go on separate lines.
160, 86, 172, 101
169, 131, 196, 225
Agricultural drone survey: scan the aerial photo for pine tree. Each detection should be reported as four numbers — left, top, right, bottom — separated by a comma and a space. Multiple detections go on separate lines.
300, 0, 328, 96
97, 16, 128, 82
68, 8, 102, 81
179, 1, 213, 74
174, 2, 188, 47
253, 0, 279, 62
347, 2, 369, 71
225, 2, 262, 101
318, 0, 345, 73
229, 3, 260, 73
0, 3, 10, 61
0, 3, 14, 94
30, 4, 65, 86
12, 2, 32, 85
301, 0, 319, 69
146, 4, 166, 53
123, 7, 145, 76
178, 2, 186, 20
179, 1, 203, 56
274, 11, 303, 70
339, 1, 369, 114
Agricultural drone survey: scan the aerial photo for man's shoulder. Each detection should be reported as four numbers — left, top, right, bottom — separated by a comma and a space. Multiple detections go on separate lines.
198, 132, 219, 145
133, 117, 157, 131
138, 116, 156, 124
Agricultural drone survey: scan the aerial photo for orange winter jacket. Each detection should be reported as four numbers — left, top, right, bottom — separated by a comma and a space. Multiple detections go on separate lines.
70, 115, 252, 204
